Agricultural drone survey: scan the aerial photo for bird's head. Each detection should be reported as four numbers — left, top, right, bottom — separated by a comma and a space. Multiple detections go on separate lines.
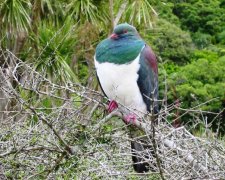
110, 23, 139, 39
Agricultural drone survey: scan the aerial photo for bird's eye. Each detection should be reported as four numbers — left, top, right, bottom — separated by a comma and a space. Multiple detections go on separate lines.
123, 30, 128, 34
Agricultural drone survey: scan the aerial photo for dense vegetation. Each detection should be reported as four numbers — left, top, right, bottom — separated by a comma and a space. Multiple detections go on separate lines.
0, 0, 224, 133
1, 0, 225, 179
151, 0, 225, 134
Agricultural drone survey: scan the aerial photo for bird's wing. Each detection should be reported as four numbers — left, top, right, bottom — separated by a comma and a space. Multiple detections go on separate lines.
132, 45, 159, 173
137, 44, 158, 113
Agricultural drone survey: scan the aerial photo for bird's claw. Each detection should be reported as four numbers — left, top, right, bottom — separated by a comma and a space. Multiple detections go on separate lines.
107, 100, 118, 113
124, 113, 136, 124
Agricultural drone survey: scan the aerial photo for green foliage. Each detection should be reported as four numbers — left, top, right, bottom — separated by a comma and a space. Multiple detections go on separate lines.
67, 0, 108, 25
152, 1, 180, 25
1, 0, 225, 178
167, 50, 225, 133
162, 62, 180, 75
32, 17, 78, 84
216, 30, 225, 45
0, 0, 31, 34
172, 0, 225, 36
168, 51, 225, 107
77, 59, 89, 85
121, 0, 157, 28
192, 31, 212, 49
146, 19, 194, 64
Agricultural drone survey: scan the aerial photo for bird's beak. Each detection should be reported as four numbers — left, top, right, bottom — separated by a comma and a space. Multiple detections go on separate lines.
110, 33, 118, 39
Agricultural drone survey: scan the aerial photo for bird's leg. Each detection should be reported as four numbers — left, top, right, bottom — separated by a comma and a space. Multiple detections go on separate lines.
107, 100, 118, 113
124, 113, 137, 125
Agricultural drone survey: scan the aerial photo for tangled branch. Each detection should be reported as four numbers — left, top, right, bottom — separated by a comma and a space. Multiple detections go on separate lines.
0, 49, 224, 179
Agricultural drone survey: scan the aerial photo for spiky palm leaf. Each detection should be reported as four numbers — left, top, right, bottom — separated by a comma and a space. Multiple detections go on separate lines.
114, 0, 157, 28
33, 17, 79, 84
67, 0, 108, 25
0, 0, 31, 35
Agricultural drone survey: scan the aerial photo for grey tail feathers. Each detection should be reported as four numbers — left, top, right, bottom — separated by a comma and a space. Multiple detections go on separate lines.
131, 141, 156, 173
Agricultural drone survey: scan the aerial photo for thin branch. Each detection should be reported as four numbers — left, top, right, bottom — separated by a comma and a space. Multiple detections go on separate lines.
105, 111, 209, 174
0, 146, 62, 158
92, 110, 122, 132
29, 107, 74, 155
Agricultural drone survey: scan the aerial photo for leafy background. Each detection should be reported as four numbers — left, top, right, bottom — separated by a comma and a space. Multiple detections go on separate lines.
0, 0, 225, 178
1, 0, 224, 134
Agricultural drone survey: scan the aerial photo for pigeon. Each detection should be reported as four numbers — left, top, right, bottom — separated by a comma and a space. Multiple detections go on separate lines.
94, 23, 158, 173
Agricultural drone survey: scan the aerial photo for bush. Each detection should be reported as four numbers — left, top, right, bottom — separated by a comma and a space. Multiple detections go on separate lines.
167, 50, 225, 134
146, 19, 194, 64
172, 0, 225, 36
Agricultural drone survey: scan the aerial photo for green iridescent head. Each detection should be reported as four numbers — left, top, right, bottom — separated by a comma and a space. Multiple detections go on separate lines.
95, 23, 145, 64
112, 23, 138, 37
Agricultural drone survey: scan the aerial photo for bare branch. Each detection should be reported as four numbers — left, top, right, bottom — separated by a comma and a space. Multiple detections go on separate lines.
0, 49, 224, 179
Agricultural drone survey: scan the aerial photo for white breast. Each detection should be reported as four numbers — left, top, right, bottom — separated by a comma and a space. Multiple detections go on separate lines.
95, 55, 147, 115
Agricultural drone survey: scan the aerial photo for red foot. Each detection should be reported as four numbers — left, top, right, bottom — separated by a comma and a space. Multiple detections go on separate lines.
107, 100, 118, 113
124, 113, 136, 125
172, 120, 181, 128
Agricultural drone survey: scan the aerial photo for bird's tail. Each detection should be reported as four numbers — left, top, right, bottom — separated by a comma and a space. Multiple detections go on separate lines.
131, 140, 156, 173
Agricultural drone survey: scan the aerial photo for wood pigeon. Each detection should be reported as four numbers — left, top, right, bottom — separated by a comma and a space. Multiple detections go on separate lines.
94, 23, 158, 173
